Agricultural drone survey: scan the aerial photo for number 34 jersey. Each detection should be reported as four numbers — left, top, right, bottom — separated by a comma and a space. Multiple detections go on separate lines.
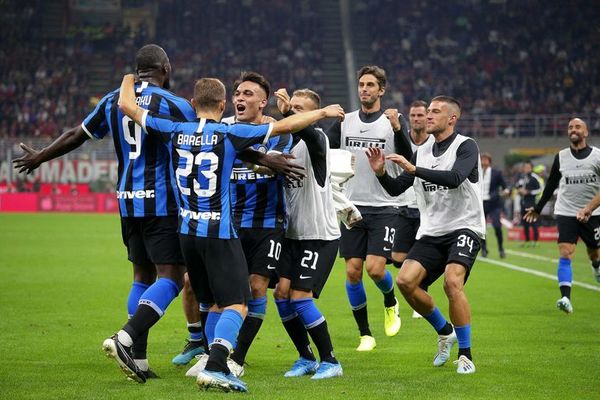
141, 112, 274, 239
81, 81, 197, 218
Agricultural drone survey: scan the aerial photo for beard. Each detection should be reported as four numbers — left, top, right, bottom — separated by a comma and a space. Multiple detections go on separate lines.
569, 133, 582, 145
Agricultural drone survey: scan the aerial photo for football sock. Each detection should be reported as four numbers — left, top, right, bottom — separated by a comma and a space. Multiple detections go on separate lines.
481, 238, 487, 252
291, 298, 337, 364
557, 257, 572, 298
375, 270, 397, 307
276, 299, 315, 361
204, 311, 222, 346
346, 281, 371, 336
204, 309, 244, 373
123, 278, 180, 341
127, 282, 151, 360
199, 303, 211, 351
424, 307, 453, 335
455, 324, 472, 360
127, 281, 150, 317
187, 321, 203, 342
231, 296, 267, 365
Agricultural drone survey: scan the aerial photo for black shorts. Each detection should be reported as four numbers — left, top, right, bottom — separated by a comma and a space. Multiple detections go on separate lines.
406, 229, 481, 289
179, 234, 251, 308
556, 215, 600, 249
121, 216, 183, 265
339, 211, 399, 259
392, 210, 420, 253
237, 228, 284, 284
279, 238, 340, 299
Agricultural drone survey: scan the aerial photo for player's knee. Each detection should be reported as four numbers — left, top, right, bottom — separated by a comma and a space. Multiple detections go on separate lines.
367, 268, 385, 281
346, 266, 363, 283
443, 277, 463, 298
395, 273, 415, 294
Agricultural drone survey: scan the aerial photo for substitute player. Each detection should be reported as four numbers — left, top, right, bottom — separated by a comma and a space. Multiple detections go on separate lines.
117, 73, 344, 391
273, 87, 343, 379
524, 118, 600, 314
326, 65, 410, 351
366, 96, 484, 374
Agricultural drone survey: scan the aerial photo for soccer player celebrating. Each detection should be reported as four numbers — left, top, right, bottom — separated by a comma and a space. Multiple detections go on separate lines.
14, 44, 197, 381
117, 73, 344, 391
273, 87, 343, 379
326, 65, 409, 351
366, 96, 484, 374
524, 118, 600, 314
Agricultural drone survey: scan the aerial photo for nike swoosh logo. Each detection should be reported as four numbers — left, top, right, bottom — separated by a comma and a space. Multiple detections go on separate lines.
267, 265, 276, 270
360, 129, 369, 133
458, 252, 471, 257
431, 164, 439, 169
383, 246, 391, 251
299, 275, 311, 280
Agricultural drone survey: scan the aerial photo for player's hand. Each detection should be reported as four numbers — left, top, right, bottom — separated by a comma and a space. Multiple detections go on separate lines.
384, 108, 401, 131
322, 104, 345, 120
523, 207, 539, 223
386, 153, 416, 174
365, 147, 386, 176
576, 207, 592, 223
259, 153, 305, 182
261, 115, 277, 124
12, 143, 43, 174
275, 88, 291, 115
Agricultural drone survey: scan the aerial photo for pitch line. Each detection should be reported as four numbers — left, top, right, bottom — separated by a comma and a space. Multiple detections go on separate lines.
504, 249, 559, 263
479, 257, 600, 293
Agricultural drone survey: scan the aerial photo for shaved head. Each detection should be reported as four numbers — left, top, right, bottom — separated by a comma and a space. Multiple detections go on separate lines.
567, 117, 589, 147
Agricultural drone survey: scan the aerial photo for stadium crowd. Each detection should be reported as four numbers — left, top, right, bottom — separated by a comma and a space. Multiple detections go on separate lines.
356, 0, 600, 115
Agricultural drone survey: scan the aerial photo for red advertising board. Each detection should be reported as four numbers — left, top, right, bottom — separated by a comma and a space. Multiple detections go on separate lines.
0, 193, 119, 213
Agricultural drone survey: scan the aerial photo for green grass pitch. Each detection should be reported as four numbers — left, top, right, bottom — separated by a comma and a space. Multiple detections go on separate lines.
1, 213, 599, 399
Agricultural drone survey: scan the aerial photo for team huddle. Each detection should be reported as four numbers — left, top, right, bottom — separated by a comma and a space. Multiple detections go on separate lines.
12, 44, 600, 393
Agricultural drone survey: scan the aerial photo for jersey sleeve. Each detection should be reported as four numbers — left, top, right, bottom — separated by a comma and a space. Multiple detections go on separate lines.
325, 119, 342, 149
266, 133, 292, 154
81, 92, 115, 140
228, 122, 274, 151
142, 110, 181, 142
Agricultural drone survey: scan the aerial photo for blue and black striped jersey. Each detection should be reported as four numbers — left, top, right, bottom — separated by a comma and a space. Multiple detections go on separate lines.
81, 81, 196, 217
230, 134, 292, 229
141, 111, 274, 239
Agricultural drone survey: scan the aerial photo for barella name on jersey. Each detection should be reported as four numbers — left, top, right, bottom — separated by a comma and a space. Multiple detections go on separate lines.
345, 136, 386, 149
176, 133, 219, 147
421, 182, 449, 192
179, 207, 221, 220
565, 174, 597, 185
117, 189, 155, 199
230, 167, 274, 181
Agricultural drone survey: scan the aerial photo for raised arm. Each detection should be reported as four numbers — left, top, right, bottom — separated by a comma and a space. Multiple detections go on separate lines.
117, 74, 144, 124
12, 126, 89, 174
270, 104, 344, 136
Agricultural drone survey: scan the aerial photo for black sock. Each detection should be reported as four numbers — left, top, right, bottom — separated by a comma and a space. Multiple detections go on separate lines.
230, 316, 264, 366
592, 260, 600, 269
132, 329, 149, 359
438, 322, 453, 336
458, 347, 472, 360
560, 285, 571, 299
205, 343, 229, 373
282, 315, 316, 361
383, 290, 396, 308
123, 304, 161, 343
352, 306, 372, 336
481, 238, 488, 252
494, 226, 504, 250
307, 320, 337, 364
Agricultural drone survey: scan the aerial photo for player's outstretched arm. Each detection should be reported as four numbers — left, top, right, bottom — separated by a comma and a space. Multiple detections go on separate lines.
271, 104, 344, 136
366, 147, 414, 196
12, 125, 89, 174
117, 74, 144, 125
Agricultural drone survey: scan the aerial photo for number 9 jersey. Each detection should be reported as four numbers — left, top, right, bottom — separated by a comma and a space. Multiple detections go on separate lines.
81, 81, 197, 217
141, 113, 274, 239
